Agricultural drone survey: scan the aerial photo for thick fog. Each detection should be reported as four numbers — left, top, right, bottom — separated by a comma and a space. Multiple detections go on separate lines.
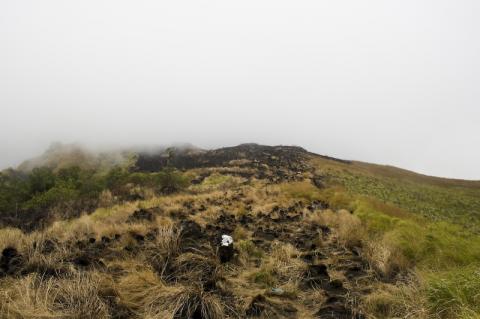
1, 1, 479, 179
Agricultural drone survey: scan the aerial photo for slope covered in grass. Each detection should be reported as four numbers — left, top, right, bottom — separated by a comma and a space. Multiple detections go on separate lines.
0, 144, 479, 319
311, 157, 480, 229
308, 156, 480, 318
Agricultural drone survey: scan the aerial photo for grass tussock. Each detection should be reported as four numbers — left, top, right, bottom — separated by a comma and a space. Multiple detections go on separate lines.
117, 269, 225, 319
426, 266, 480, 319
0, 272, 110, 319
308, 209, 365, 249
363, 279, 428, 319
249, 242, 305, 289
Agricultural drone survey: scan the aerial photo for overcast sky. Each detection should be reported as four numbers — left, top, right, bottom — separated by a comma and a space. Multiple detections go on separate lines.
1, 1, 479, 179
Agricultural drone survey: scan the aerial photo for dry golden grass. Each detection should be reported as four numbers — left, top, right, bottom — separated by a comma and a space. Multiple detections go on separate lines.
307, 209, 365, 249
1, 160, 478, 319
243, 241, 306, 293
141, 224, 182, 275
232, 226, 250, 241
0, 228, 28, 252
45, 216, 95, 242
52, 272, 110, 318
189, 206, 223, 228
0, 274, 60, 319
23, 235, 72, 276
117, 269, 225, 319
363, 279, 428, 319
364, 240, 413, 280
173, 249, 223, 288
267, 242, 306, 284
98, 189, 115, 208
0, 272, 110, 319
154, 224, 181, 254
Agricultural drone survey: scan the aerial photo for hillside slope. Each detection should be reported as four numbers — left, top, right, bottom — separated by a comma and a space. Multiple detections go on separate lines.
1, 144, 479, 319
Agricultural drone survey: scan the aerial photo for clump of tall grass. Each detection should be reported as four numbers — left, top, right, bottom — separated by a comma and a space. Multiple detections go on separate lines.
426, 265, 480, 319
117, 268, 225, 319
0, 272, 110, 319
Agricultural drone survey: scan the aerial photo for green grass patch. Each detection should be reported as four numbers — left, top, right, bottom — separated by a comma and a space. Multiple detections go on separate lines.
355, 199, 480, 271
251, 268, 276, 287
202, 173, 233, 186
325, 169, 480, 229
280, 181, 354, 210
238, 240, 264, 259
426, 265, 480, 318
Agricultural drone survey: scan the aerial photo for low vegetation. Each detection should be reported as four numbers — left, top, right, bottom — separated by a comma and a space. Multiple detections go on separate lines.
0, 164, 189, 230
0, 144, 479, 318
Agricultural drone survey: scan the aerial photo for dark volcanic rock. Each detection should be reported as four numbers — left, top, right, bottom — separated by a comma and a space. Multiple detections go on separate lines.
307, 200, 329, 211
72, 254, 105, 269
0, 247, 24, 276
316, 300, 365, 319
181, 220, 203, 241
303, 264, 330, 288
179, 220, 206, 252
128, 209, 154, 222
246, 294, 268, 317
135, 144, 315, 182
245, 294, 297, 318
312, 175, 326, 189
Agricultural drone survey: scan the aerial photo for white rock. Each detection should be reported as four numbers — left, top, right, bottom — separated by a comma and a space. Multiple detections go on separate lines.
221, 234, 233, 247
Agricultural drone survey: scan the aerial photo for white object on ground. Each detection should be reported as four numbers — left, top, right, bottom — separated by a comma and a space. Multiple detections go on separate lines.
221, 234, 234, 246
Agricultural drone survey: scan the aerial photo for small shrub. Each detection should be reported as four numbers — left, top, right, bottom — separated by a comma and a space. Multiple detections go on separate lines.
252, 268, 276, 287
232, 226, 249, 241
238, 240, 263, 259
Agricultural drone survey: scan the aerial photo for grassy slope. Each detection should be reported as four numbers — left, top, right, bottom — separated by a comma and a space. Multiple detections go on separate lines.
312, 156, 480, 228
309, 155, 480, 318
2, 148, 480, 318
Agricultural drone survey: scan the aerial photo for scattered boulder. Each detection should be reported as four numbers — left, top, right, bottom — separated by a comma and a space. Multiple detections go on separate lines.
128, 208, 154, 222
72, 255, 92, 267
327, 279, 347, 295
239, 214, 254, 225
246, 294, 297, 318
312, 175, 326, 189
253, 228, 277, 241
345, 264, 366, 279
32, 239, 57, 254
246, 294, 268, 317
0, 247, 24, 276
145, 231, 157, 241
132, 233, 145, 243
316, 298, 365, 319
72, 254, 105, 269
180, 220, 205, 252
303, 264, 330, 288
316, 303, 353, 319
269, 287, 285, 296
307, 200, 329, 211
181, 220, 204, 241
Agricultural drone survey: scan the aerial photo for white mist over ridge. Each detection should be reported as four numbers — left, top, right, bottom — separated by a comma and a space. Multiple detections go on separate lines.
1, 1, 479, 179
